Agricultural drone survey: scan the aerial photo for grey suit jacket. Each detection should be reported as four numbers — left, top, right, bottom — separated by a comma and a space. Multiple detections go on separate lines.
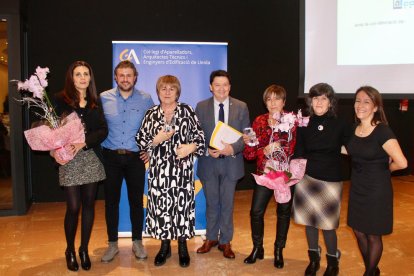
195, 96, 250, 181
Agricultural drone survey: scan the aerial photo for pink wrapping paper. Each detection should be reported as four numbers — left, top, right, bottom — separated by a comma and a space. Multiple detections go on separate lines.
24, 112, 85, 161
252, 159, 307, 203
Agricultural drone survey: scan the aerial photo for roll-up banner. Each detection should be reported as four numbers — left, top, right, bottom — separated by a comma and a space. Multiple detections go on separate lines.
112, 41, 228, 236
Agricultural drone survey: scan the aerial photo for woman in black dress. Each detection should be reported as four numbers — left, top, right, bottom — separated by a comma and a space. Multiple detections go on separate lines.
346, 86, 407, 276
51, 61, 108, 271
292, 83, 351, 276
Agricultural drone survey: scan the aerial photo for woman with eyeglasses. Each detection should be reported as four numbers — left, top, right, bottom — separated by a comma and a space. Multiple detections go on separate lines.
136, 75, 205, 268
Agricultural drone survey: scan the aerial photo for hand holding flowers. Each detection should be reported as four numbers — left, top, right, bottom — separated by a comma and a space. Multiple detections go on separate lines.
253, 157, 307, 203
16, 66, 85, 162
252, 110, 309, 203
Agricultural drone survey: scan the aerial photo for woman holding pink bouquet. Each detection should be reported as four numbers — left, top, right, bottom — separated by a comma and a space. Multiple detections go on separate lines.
242, 84, 301, 268
51, 61, 108, 271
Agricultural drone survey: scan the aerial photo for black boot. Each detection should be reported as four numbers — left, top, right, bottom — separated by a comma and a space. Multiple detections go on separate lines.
79, 249, 91, 270
274, 199, 291, 269
154, 240, 171, 266
274, 247, 284, 268
244, 246, 264, 264
65, 250, 79, 271
323, 250, 340, 276
178, 238, 190, 267
305, 247, 321, 276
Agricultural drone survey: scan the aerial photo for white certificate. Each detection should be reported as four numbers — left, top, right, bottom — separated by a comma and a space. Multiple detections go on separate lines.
209, 121, 242, 150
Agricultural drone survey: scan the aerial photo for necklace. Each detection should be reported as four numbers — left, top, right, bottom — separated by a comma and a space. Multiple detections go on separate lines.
358, 124, 373, 136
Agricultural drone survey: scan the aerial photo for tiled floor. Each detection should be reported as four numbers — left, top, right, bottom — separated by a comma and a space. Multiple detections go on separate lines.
0, 176, 414, 275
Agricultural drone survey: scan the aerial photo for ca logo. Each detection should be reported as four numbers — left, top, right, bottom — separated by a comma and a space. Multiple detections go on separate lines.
119, 49, 140, 64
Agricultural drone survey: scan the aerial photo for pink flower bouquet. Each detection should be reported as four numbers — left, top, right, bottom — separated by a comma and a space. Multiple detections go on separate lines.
252, 158, 307, 203
16, 66, 85, 162
24, 112, 85, 161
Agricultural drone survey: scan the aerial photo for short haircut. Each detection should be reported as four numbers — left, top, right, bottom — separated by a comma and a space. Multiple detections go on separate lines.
209, 70, 231, 85
114, 60, 138, 85
262, 84, 287, 104
306, 82, 337, 116
156, 75, 181, 102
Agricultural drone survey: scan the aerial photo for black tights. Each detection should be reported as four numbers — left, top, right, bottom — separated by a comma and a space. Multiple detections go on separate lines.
353, 229, 382, 275
306, 226, 338, 255
64, 183, 97, 252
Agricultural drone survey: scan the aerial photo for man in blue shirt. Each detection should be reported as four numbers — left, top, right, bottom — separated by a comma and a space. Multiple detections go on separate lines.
100, 60, 154, 262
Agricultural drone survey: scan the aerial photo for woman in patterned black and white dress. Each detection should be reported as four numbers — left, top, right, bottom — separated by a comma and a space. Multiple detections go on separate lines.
136, 75, 205, 268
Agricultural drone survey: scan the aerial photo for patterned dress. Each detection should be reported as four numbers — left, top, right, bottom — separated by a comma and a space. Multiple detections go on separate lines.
136, 103, 205, 240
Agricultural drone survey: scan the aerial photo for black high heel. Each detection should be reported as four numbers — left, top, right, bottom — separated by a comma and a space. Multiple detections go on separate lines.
244, 247, 264, 264
65, 250, 79, 271
79, 250, 91, 270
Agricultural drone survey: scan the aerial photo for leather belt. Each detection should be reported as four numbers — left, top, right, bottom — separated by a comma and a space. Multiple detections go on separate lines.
103, 148, 137, 155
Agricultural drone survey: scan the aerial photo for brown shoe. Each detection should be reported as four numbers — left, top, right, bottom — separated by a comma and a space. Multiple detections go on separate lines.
196, 240, 218, 254
218, 243, 235, 259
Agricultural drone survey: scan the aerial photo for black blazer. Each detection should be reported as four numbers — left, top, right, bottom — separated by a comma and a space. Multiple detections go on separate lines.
53, 92, 108, 162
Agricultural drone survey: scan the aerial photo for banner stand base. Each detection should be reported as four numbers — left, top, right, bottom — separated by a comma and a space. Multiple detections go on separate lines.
118, 230, 206, 238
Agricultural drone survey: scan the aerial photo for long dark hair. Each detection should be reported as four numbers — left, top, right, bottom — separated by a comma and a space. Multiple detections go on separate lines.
354, 86, 388, 125
62, 60, 98, 108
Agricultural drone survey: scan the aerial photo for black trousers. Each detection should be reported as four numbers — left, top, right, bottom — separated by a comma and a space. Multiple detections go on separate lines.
103, 150, 146, 241
250, 184, 293, 248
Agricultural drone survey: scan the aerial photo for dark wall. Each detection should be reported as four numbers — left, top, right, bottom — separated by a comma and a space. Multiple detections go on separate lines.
23, 0, 412, 202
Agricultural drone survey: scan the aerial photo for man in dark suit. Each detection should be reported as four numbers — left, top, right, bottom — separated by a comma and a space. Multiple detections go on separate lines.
195, 70, 250, 258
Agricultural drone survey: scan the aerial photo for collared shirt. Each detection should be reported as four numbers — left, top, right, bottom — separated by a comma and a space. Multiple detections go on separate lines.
101, 87, 154, 152
213, 97, 229, 124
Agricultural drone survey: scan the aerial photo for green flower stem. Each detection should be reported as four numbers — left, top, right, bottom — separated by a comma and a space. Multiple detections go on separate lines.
43, 90, 59, 129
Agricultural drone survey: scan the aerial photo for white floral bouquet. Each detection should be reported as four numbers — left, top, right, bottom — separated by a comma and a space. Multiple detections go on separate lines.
17, 66, 85, 161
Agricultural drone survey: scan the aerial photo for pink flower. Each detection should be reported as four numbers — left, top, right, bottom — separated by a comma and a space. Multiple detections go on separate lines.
297, 109, 309, 127
298, 116, 309, 127
35, 66, 49, 87
17, 80, 30, 91
27, 75, 44, 99
16, 66, 58, 128
266, 170, 290, 182
252, 159, 307, 203
281, 112, 296, 124
17, 67, 49, 99
272, 112, 281, 121
277, 122, 291, 132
